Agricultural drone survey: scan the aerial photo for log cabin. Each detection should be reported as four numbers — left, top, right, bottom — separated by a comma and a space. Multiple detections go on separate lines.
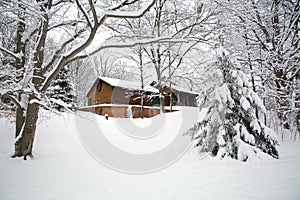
81, 77, 198, 118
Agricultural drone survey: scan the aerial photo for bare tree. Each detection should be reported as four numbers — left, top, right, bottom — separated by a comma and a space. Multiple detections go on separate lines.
0, 0, 156, 159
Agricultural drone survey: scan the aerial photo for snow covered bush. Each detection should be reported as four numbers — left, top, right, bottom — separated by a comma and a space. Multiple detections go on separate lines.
189, 48, 279, 161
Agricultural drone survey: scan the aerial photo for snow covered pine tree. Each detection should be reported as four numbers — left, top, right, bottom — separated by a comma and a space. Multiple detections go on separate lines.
190, 48, 279, 161
46, 66, 76, 112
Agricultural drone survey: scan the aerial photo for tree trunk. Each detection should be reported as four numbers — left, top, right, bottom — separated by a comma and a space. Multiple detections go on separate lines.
159, 87, 166, 113
275, 68, 291, 129
13, 3, 50, 159
139, 47, 144, 119
13, 94, 39, 159
271, 0, 291, 129
141, 93, 144, 119
15, 105, 24, 138
14, 1, 26, 138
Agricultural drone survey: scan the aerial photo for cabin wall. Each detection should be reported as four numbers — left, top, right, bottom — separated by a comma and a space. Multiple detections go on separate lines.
79, 106, 127, 118
174, 91, 197, 107
111, 87, 132, 104
131, 106, 161, 118
87, 81, 113, 105
79, 105, 177, 118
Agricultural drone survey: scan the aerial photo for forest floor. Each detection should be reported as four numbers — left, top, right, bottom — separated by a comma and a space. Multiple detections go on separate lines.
0, 109, 299, 200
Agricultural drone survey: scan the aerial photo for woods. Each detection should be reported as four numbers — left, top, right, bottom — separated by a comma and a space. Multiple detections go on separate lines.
0, 0, 156, 159
0, 0, 299, 160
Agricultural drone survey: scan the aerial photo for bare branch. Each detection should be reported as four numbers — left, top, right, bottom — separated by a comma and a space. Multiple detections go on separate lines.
75, 0, 92, 28
109, 0, 140, 11
105, 0, 155, 18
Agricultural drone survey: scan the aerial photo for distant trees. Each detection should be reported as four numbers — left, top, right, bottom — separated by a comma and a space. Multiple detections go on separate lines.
189, 47, 279, 161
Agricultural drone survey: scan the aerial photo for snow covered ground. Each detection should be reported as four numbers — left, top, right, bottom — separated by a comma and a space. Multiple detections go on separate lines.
0, 109, 300, 200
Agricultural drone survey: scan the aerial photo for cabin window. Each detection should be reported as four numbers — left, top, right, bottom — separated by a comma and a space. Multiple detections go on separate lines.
88, 98, 92, 106
96, 80, 102, 92
153, 96, 160, 106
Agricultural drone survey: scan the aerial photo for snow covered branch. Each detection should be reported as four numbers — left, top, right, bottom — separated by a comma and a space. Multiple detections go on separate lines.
1, 92, 23, 110
0, 46, 22, 60
72, 37, 187, 61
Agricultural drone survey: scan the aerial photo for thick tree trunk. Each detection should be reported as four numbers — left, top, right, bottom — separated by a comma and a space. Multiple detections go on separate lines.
13, 95, 39, 159
12, 3, 50, 159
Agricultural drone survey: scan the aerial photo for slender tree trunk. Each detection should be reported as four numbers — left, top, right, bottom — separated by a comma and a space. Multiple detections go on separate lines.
156, 58, 166, 113
168, 43, 172, 112
155, 0, 165, 113
138, 47, 144, 119
156, 45, 166, 113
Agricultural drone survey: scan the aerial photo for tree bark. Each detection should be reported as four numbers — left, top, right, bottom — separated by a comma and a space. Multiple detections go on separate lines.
275, 68, 291, 129
13, 1, 50, 158
15, 103, 24, 138
138, 47, 144, 119
13, 95, 39, 159
14, 1, 26, 138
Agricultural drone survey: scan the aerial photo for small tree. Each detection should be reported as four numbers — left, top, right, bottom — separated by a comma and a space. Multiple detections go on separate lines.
46, 66, 76, 112
189, 47, 279, 161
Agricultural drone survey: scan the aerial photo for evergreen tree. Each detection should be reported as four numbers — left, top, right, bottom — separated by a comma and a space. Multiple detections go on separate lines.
190, 48, 279, 161
46, 66, 76, 112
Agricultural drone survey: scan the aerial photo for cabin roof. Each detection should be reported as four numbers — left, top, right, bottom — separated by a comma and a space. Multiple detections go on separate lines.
100, 77, 140, 90
86, 77, 158, 97
171, 84, 199, 95
86, 77, 198, 97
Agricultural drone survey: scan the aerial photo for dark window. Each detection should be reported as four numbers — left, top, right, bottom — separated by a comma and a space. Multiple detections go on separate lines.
153, 96, 160, 106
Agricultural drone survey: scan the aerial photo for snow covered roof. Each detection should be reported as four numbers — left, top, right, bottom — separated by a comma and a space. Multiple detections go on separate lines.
100, 77, 161, 93
100, 77, 142, 91
171, 84, 199, 95
86, 77, 198, 97
86, 77, 157, 97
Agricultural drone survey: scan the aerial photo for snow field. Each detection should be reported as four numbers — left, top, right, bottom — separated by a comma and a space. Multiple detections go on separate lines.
0, 109, 299, 200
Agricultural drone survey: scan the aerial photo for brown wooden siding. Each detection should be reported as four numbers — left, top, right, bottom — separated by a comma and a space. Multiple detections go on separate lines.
87, 80, 113, 105
80, 105, 177, 118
